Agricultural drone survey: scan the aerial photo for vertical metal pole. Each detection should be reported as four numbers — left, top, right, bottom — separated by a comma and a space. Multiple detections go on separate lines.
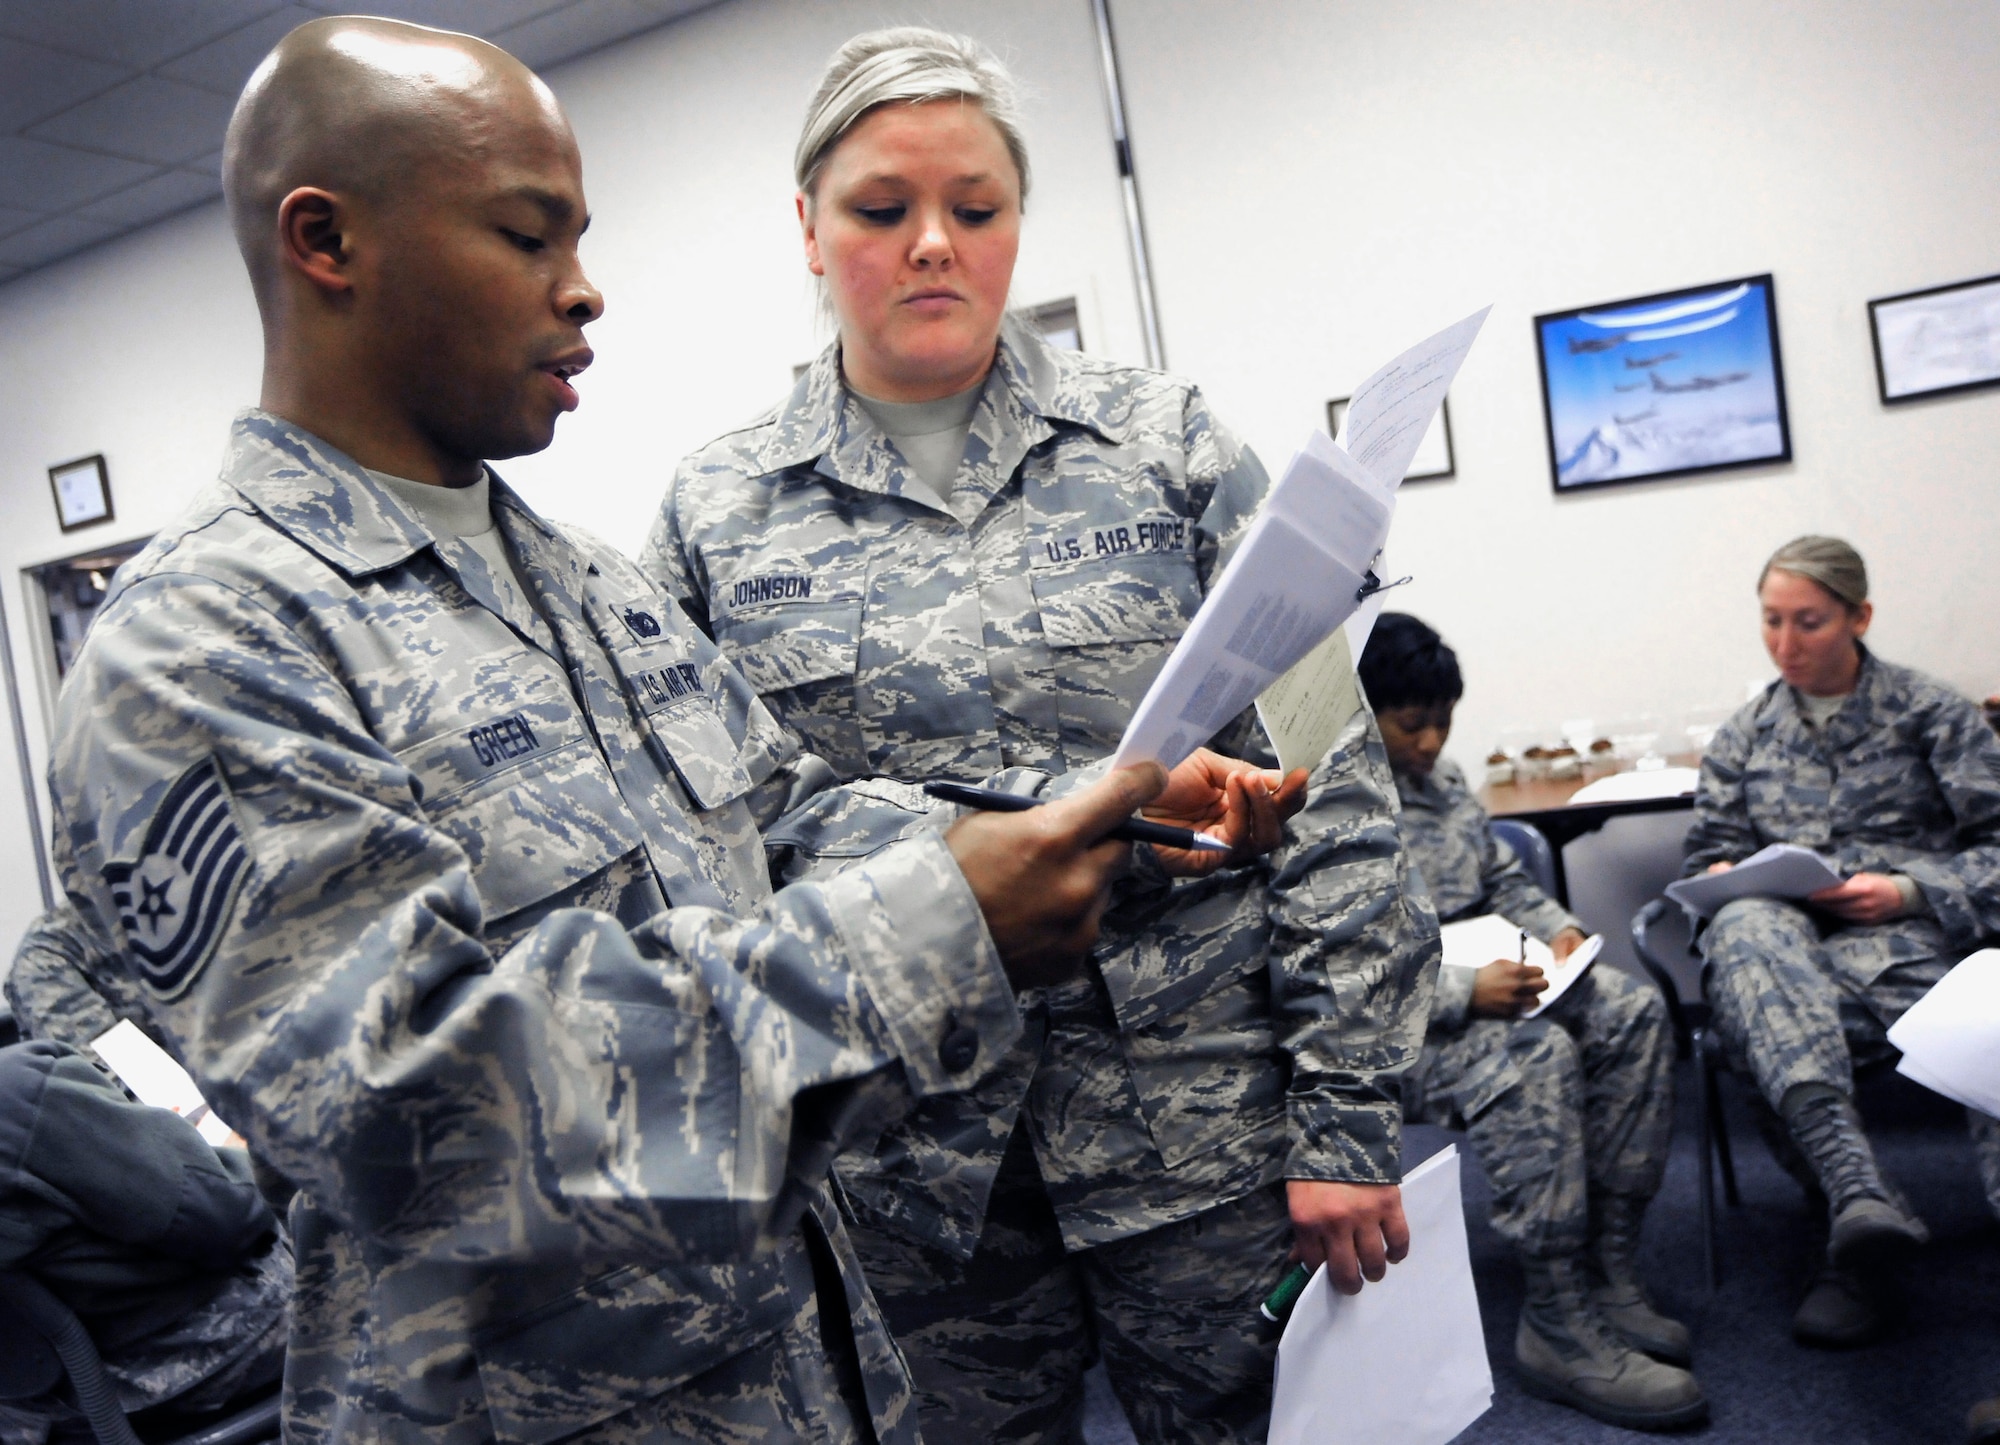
1089, 0, 1166, 369
0, 582, 54, 912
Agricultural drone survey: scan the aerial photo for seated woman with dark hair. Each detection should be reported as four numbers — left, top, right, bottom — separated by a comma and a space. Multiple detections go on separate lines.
1359, 613, 1702, 1433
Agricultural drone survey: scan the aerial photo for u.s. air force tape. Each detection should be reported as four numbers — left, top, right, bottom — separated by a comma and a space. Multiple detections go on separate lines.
103, 757, 250, 999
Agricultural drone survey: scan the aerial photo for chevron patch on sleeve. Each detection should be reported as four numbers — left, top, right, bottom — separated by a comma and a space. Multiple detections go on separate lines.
103, 758, 250, 999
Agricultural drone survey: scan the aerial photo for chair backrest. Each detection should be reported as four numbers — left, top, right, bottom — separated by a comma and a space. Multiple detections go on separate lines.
1629, 897, 1709, 1054
1490, 818, 1558, 900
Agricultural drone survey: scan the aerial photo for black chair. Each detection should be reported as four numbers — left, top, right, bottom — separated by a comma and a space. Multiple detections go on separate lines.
0, 1271, 280, 1445
1491, 817, 1559, 900
1630, 898, 1740, 1290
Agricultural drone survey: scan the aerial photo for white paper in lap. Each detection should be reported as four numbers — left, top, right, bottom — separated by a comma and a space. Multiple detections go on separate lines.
1663, 842, 1844, 919
1889, 949, 2000, 1117
1270, 1145, 1493, 1445
91, 1017, 237, 1146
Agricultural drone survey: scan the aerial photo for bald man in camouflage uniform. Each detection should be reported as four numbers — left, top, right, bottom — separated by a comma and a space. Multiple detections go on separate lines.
1689, 649, 2000, 1317
645, 321, 1438, 1443
38, 19, 1294, 1444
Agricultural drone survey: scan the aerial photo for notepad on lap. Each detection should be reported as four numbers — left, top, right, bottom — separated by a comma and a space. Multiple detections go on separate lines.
1437, 914, 1603, 1018
90, 1018, 237, 1147
1663, 842, 1843, 919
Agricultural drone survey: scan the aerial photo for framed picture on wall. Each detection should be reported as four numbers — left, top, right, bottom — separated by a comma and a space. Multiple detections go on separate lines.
48, 454, 113, 532
1533, 273, 1791, 493
1868, 272, 2000, 404
1327, 395, 1455, 481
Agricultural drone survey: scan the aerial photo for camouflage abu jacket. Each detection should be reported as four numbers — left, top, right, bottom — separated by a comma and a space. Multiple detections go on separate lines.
1392, 758, 1581, 1032
645, 321, 1438, 1252
43, 412, 1029, 1445
1683, 646, 2000, 985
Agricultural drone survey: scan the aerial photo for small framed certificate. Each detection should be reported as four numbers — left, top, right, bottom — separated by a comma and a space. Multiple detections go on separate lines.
1868, 272, 2000, 404
49, 454, 113, 532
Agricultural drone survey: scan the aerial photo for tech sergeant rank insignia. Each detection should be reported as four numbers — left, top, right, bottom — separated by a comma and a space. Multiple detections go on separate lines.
102, 757, 251, 999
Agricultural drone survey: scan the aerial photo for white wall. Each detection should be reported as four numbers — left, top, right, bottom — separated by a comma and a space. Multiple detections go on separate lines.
0, 0, 1143, 956
1113, 0, 2000, 775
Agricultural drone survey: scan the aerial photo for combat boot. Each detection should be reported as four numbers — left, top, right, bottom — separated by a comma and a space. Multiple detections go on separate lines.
1792, 1260, 1884, 1348
1779, 1083, 1928, 1270
1586, 1193, 1691, 1365
1515, 1254, 1707, 1431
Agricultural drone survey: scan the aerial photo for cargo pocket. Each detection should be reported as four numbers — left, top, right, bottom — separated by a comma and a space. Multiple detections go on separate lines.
474, 1252, 794, 1445
712, 574, 866, 779
1029, 553, 1200, 756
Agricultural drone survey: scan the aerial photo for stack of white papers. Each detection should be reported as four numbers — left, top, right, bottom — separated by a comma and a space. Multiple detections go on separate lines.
1662, 843, 1843, 919
90, 1018, 238, 1148
1888, 949, 2000, 1116
1113, 309, 1490, 774
1437, 913, 1604, 1018
1566, 767, 1700, 805
1269, 1145, 1493, 1445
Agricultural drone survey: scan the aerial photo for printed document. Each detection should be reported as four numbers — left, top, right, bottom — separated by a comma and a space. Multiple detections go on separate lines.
1888, 949, 2000, 1117
90, 1018, 238, 1147
1118, 309, 1490, 772
1663, 842, 1843, 919
1269, 1144, 1493, 1445
1437, 913, 1604, 1018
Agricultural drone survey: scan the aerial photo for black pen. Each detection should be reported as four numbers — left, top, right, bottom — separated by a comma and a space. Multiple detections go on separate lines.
922, 781, 1232, 853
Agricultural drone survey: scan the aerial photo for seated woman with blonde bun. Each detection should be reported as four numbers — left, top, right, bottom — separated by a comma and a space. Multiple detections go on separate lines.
1686, 535, 2000, 1349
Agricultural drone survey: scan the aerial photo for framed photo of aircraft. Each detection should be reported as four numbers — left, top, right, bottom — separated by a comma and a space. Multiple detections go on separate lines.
1533, 273, 1791, 493
1867, 272, 2000, 405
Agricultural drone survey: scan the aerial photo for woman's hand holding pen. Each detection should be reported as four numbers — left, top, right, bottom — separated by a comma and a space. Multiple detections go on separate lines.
1141, 748, 1309, 876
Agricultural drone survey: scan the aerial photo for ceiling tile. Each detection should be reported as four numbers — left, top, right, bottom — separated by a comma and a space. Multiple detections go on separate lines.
0, 213, 121, 268
157, 6, 317, 95
27, 74, 236, 165
75, 166, 222, 226
0, 204, 41, 238
0, 137, 157, 211
0, 0, 285, 69
0, 35, 131, 131
493, 0, 674, 70
296, 0, 571, 36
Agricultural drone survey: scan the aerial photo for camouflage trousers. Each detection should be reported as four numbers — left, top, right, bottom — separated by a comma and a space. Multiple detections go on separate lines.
842, 1123, 1290, 1445
1702, 896, 2000, 1217
1406, 966, 1675, 1259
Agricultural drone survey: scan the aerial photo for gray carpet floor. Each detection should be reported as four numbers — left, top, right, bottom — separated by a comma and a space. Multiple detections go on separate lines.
1084, 1057, 2000, 1443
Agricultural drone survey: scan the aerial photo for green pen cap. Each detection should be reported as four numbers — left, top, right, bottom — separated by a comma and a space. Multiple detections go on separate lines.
1258, 1261, 1312, 1324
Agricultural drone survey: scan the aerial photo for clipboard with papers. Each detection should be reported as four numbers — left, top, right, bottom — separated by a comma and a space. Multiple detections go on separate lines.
1110, 308, 1491, 775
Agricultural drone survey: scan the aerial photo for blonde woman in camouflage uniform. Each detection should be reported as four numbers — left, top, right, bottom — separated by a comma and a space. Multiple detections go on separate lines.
643, 28, 1438, 1443
1687, 536, 2000, 1349
1358, 613, 1704, 1432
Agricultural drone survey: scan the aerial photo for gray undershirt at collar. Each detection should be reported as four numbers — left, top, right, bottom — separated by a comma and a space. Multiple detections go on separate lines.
1794, 688, 1850, 729
365, 467, 538, 621
851, 380, 984, 509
